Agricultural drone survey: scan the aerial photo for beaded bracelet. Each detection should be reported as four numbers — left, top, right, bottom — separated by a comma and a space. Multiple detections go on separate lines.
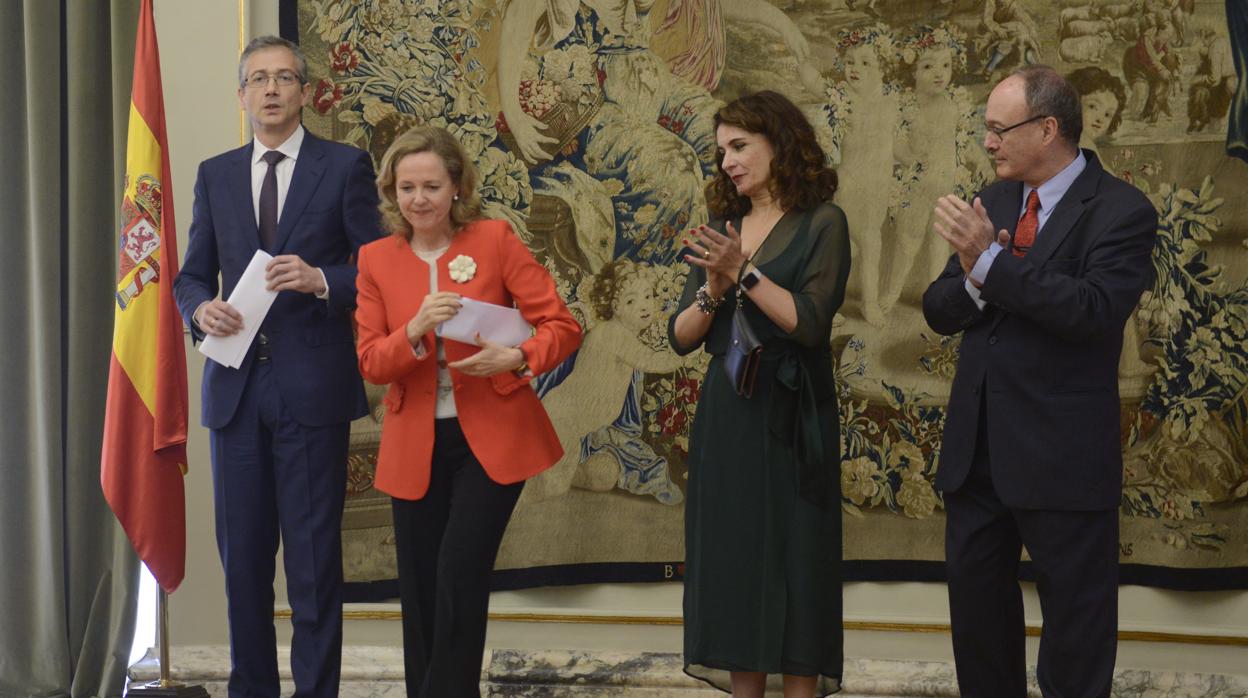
694, 283, 725, 315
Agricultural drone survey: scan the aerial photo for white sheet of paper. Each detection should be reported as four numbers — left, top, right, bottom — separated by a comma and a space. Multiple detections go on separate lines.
437, 297, 533, 347
198, 250, 278, 368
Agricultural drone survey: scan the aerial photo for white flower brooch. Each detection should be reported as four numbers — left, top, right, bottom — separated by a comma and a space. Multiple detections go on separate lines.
448, 254, 477, 283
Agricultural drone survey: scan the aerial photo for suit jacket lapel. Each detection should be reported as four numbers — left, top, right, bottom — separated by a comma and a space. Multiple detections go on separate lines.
987, 180, 1024, 243
984, 150, 1103, 333
1027, 149, 1102, 265
230, 144, 261, 256
983, 181, 1022, 333
274, 132, 326, 253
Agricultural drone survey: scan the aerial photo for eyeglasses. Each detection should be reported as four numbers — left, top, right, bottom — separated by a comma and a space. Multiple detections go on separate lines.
985, 114, 1048, 138
243, 71, 303, 89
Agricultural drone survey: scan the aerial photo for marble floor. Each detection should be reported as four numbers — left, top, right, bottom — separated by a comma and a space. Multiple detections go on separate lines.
128, 646, 1248, 697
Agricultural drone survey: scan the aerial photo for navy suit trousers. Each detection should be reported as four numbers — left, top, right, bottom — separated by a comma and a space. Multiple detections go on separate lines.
209, 360, 349, 698
943, 399, 1119, 698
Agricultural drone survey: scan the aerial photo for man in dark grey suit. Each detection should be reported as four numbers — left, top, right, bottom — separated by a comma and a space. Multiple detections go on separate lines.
923, 65, 1157, 697
174, 36, 379, 697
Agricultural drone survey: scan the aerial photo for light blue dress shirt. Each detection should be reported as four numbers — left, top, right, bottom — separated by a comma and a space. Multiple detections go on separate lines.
964, 150, 1088, 309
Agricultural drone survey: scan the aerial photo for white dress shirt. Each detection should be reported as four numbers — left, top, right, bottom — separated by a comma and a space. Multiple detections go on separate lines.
249, 125, 329, 301
193, 126, 326, 330
250, 125, 303, 227
412, 245, 458, 419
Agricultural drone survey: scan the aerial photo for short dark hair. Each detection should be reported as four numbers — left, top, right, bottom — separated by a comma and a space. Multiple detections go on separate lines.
1066, 67, 1126, 137
1012, 64, 1082, 146
705, 90, 837, 219
238, 36, 308, 88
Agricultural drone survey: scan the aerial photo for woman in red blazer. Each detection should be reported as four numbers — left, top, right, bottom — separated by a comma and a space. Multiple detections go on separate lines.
355, 125, 581, 697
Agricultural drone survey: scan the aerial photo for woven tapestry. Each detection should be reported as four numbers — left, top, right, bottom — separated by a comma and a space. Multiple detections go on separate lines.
282, 0, 1248, 598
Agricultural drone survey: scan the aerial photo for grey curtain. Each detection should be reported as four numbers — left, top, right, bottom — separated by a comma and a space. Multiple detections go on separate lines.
0, 1, 143, 697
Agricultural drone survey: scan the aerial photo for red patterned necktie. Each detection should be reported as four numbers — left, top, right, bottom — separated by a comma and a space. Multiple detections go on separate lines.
1012, 189, 1041, 257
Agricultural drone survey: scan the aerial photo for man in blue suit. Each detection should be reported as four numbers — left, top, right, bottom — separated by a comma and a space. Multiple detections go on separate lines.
174, 35, 380, 698
923, 65, 1157, 697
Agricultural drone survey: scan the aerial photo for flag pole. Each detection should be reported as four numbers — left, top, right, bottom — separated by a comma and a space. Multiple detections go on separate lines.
158, 588, 172, 687
128, 585, 208, 697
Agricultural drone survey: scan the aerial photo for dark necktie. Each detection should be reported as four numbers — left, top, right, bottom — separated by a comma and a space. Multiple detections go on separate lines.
1012, 189, 1041, 257
259, 150, 286, 251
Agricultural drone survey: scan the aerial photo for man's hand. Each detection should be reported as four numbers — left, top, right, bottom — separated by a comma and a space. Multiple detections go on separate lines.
448, 336, 524, 377
933, 195, 1007, 275
196, 299, 244, 337
265, 255, 326, 295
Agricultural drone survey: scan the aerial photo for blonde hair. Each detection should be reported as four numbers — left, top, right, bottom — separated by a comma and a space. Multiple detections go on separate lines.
375, 125, 482, 240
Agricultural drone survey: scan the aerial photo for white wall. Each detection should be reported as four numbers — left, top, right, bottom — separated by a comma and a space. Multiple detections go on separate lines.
158, 0, 245, 652
154, 1, 1247, 676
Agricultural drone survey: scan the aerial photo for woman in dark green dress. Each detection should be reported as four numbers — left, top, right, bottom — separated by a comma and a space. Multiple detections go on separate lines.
667, 90, 849, 697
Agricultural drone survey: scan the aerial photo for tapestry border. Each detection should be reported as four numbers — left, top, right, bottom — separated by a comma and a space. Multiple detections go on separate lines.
343, 562, 1248, 602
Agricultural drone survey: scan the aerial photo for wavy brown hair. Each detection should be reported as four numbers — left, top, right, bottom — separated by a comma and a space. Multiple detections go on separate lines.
376, 125, 482, 241
705, 90, 837, 219
1066, 66, 1126, 138
589, 259, 644, 322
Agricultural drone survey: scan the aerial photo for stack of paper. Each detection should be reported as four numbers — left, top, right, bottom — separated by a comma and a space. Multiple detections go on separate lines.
199, 250, 279, 368
437, 297, 533, 347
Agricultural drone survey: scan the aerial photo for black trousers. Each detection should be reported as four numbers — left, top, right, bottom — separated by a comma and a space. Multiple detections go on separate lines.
391, 418, 523, 698
943, 410, 1119, 698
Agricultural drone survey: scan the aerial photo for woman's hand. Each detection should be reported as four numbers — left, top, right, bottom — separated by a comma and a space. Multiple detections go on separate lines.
684, 222, 749, 288
406, 292, 462, 346
448, 336, 525, 377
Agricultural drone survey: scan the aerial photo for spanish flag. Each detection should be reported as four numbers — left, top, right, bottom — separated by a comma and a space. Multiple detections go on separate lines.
101, 0, 189, 594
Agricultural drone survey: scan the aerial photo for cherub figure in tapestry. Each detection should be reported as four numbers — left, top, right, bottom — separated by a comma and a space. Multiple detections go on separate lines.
817, 23, 901, 327
888, 24, 990, 316
1068, 66, 1127, 158
526, 259, 695, 504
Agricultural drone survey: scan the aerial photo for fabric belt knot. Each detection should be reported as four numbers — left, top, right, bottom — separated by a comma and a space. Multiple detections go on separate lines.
259, 150, 285, 251
768, 349, 829, 508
